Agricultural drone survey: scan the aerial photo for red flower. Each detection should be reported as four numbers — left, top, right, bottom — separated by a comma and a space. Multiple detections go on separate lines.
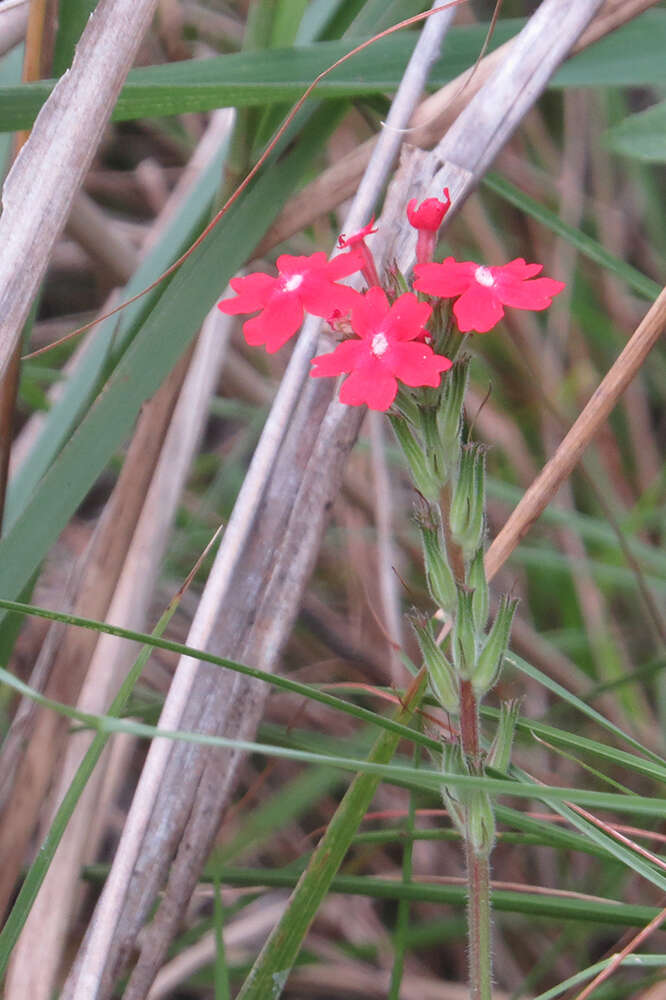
337, 219, 378, 248
310, 288, 452, 411
414, 257, 565, 333
406, 187, 451, 232
218, 251, 363, 353
337, 219, 381, 288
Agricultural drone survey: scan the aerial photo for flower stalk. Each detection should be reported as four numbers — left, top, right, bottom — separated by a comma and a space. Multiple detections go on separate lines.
216, 188, 564, 998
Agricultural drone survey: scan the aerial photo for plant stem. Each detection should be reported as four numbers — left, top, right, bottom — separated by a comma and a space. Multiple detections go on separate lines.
460, 682, 492, 998
466, 841, 493, 1000
459, 677, 480, 762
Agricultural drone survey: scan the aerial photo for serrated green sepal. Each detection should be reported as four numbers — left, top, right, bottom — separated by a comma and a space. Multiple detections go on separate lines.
449, 444, 475, 539
389, 414, 439, 500
466, 787, 496, 857
487, 699, 521, 773
449, 444, 486, 561
467, 546, 489, 635
414, 500, 457, 614
409, 611, 459, 714
472, 595, 518, 697
441, 741, 495, 855
441, 740, 468, 837
436, 355, 470, 465
452, 585, 477, 680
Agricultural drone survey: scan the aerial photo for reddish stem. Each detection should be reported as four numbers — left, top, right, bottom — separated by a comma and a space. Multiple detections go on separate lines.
459, 677, 480, 763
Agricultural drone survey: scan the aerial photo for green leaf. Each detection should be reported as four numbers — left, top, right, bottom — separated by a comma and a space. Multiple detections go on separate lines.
483, 173, 660, 301
2, 13, 665, 133
53, 0, 99, 76
551, 10, 666, 88
199, 866, 666, 930
605, 100, 666, 163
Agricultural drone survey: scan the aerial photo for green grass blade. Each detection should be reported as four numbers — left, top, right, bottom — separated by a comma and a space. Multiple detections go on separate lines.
505, 652, 661, 764
0, 103, 344, 612
483, 173, 660, 300
0, 594, 180, 976
4, 126, 233, 529
0, 596, 440, 754
605, 100, 666, 163
1, 12, 665, 132
196, 866, 666, 930
234, 671, 428, 1000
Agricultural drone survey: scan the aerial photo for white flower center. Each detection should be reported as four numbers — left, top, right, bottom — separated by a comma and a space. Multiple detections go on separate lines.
371, 332, 389, 357
474, 266, 495, 287
283, 273, 304, 292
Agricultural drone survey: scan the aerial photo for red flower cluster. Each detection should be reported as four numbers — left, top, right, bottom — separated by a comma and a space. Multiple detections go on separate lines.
217, 197, 565, 411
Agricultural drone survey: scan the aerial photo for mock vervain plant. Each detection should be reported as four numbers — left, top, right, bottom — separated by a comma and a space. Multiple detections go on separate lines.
219, 190, 565, 998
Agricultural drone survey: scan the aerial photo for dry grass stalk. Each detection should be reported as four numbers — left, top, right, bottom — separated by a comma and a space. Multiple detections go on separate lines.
485, 284, 666, 582
0, 349, 191, 918
0, 0, 29, 57
5, 308, 230, 1000
0, 114, 234, 915
8, 108, 235, 477
0, 0, 160, 381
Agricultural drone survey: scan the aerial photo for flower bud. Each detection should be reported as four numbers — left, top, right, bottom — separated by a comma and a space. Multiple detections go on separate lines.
390, 416, 438, 500
436, 356, 470, 463
406, 188, 451, 232
409, 612, 459, 714
337, 219, 380, 288
416, 506, 457, 615
467, 546, 489, 635
450, 444, 486, 561
441, 740, 467, 837
449, 444, 475, 540
452, 585, 477, 680
472, 595, 518, 697
487, 699, 521, 774
466, 789, 496, 856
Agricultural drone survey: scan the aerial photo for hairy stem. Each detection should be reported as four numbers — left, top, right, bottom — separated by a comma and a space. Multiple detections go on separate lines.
466, 841, 493, 1000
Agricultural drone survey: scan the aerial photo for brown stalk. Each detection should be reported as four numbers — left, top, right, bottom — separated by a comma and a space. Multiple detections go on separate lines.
0, 0, 161, 380
0, 348, 191, 921
0, 0, 54, 528
485, 286, 666, 582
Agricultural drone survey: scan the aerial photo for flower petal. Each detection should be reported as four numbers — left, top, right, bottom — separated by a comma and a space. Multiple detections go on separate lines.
495, 258, 543, 281
310, 338, 367, 377
413, 258, 477, 298
384, 293, 432, 342
243, 293, 304, 352
276, 252, 328, 277
496, 275, 566, 310
326, 248, 365, 280
218, 272, 276, 314
386, 342, 452, 386
339, 368, 398, 411
453, 286, 504, 333
350, 287, 390, 340
300, 273, 363, 320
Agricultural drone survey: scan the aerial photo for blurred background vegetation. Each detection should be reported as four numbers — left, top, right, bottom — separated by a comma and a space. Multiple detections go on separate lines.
0, 1, 664, 997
